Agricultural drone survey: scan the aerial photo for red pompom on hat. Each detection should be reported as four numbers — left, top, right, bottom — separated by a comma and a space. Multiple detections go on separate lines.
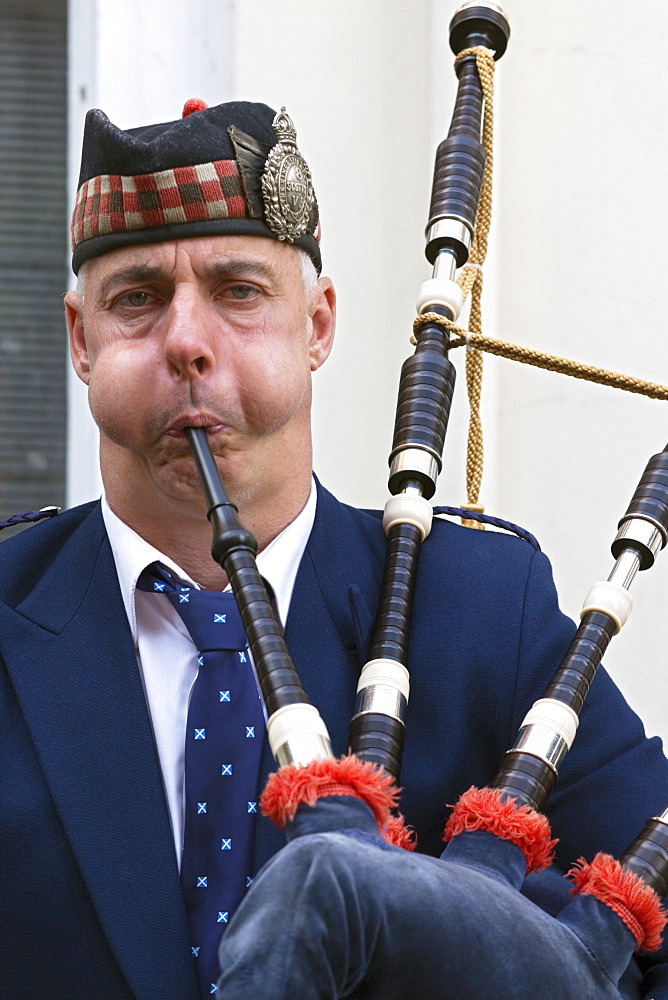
182, 98, 209, 118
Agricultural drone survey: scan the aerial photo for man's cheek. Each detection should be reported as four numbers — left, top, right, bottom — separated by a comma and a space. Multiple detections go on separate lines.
88, 385, 131, 442
87, 358, 147, 441
242, 370, 305, 429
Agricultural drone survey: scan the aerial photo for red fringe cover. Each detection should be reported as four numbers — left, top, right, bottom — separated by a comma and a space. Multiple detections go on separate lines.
443, 786, 557, 874
260, 755, 399, 832
383, 814, 418, 852
568, 853, 667, 952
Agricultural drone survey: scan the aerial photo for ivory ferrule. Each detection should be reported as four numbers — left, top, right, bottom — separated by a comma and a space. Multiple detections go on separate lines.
580, 580, 633, 634
511, 698, 580, 771
354, 658, 410, 723
356, 658, 410, 698
266, 703, 333, 768
382, 494, 433, 540
416, 277, 463, 321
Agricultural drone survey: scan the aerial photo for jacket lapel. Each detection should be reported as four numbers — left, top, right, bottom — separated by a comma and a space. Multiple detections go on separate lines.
0, 505, 198, 1000
253, 482, 384, 869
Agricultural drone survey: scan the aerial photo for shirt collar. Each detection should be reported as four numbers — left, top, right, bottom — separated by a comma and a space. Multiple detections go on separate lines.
102, 480, 317, 644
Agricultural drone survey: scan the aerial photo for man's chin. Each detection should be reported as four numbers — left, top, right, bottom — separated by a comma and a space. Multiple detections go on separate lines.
149, 451, 247, 508
145, 455, 208, 505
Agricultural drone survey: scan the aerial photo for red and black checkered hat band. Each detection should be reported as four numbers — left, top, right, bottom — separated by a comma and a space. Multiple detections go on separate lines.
71, 159, 246, 252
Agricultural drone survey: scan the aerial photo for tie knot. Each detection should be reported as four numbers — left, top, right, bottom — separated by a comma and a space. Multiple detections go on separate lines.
137, 564, 247, 651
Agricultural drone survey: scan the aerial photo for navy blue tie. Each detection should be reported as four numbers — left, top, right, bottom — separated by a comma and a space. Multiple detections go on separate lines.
138, 565, 265, 998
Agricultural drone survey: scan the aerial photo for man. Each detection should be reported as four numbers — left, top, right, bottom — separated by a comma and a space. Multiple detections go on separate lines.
1, 99, 666, 1000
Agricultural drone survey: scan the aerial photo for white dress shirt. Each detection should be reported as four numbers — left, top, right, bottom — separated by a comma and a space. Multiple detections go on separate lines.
102, 482, 317, 863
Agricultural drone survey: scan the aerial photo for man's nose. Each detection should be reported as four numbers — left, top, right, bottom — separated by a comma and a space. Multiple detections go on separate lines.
163, 291, 216, 379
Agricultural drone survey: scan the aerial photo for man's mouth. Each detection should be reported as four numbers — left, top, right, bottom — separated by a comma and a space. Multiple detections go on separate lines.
165, 414, 227, 437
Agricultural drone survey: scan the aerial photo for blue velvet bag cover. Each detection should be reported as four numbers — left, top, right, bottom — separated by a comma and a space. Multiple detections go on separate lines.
216, 796, 644, 999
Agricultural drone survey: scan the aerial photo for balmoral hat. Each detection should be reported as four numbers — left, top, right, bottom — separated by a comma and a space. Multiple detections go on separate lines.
71, 99, 321, 273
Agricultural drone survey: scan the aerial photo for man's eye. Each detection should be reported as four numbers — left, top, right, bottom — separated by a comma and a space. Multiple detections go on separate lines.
229, 284, 254, 299
124, 291, 150, 307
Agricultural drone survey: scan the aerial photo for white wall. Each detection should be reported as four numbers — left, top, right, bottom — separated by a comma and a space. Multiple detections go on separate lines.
67, 0, 668, 744
494, 1, 668, 742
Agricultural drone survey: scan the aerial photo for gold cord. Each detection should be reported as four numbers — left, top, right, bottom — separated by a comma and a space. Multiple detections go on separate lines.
449, 47, 496, 524
413, 312, 668, 402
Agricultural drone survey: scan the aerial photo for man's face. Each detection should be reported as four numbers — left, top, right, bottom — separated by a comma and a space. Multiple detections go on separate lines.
65, 235, 335, 508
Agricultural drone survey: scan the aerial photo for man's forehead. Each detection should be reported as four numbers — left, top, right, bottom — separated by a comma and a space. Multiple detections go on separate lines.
88, 234, 301, 285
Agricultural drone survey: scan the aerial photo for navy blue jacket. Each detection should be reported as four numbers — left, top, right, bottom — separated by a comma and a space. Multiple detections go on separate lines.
1, 483, 667, 999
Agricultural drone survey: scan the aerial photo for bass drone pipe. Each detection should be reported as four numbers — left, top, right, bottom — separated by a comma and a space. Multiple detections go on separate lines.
214, 447, 668, 1000
348, 0, 511, 782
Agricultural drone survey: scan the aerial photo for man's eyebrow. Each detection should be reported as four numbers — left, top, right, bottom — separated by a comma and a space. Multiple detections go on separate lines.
96, 259, 280, 300
199, 259, 280, 283
97, 264, 167, 301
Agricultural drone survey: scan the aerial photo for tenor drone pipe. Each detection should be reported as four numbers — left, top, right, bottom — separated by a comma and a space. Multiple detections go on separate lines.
348, 1, 510, 780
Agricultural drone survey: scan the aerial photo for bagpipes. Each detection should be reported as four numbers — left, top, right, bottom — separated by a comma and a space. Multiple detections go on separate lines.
184, 4, 668, 997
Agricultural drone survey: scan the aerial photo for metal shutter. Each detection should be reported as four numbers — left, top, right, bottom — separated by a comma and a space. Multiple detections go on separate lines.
0, 0, 67, 526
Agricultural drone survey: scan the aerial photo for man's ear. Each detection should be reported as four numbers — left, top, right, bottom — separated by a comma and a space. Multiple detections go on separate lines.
308, 277, 336, 372
65, 291, 91, 384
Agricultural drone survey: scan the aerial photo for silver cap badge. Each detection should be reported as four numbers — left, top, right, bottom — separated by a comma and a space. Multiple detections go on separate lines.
261, 108, 314, 242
